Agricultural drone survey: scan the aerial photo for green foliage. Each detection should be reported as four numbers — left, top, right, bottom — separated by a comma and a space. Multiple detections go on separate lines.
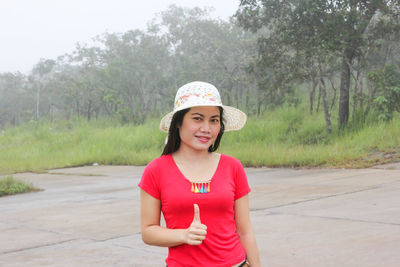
0, 176, 37, 197
368, 65, 400, 121
236, 0, 400, 128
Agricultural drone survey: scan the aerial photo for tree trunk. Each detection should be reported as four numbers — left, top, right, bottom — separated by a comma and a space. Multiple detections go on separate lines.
316, 85, 321, 113
239, 84, 244, 108
359, 76, 364, 111
257, 98, 262, 117
36, 86, 41, 121
226, 91, 232, 106
235, 85, 239, 108
87, 99, 92, 121
245, 91, 250, 115
320, 77, 332, 135
352, 78, 359, 120
339, 53, 353, 129
365, 79, 377, 117
328, 77, 337, 111
309, 78, 317, 114
76, 98, 80, 118
352, 70, 362, 121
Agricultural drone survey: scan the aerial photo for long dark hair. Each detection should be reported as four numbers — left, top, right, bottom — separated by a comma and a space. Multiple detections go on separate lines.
161, 107, 225, 155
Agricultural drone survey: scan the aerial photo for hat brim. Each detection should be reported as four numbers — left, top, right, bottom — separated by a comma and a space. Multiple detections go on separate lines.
159, 105, 247, 133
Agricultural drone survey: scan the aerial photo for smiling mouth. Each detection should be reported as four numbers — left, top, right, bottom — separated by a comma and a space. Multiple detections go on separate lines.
196, 136, 211, 143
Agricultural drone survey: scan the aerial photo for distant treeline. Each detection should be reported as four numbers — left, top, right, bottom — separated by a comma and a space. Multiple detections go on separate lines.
1, 2, 400, 135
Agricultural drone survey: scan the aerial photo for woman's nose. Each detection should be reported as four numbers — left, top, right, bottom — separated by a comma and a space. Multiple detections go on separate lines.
200, 121, 211, 132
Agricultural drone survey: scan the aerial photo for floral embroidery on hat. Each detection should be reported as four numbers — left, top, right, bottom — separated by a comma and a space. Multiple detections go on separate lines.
175, 91, 220, 108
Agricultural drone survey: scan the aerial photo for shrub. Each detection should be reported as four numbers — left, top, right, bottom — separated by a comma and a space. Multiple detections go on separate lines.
0, 176, 38, 197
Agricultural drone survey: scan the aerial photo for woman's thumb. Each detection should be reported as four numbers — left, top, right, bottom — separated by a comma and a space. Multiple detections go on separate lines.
193, 204, 201, 223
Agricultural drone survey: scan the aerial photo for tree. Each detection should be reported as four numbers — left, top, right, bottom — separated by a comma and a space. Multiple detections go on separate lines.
30, 59, 56, 121
236, 0, 400, 128
156, 5, 258, 114
368, 64, 400, 120
99, 30, 172, 123
0, 72, 28, 126
69, 44, 107, 120
1, 5, 261, 126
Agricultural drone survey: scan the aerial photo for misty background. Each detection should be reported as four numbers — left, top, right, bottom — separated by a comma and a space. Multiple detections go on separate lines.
1, 0, 400, 135
1, 0, 238, 73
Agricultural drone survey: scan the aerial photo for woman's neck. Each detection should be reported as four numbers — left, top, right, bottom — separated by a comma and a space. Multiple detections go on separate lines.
172, 147, 220, 182
173, 146, 212, 163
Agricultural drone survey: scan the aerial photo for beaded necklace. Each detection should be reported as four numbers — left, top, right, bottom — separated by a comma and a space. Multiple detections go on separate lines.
190, 180, 211, 194
172, 154, 220, 194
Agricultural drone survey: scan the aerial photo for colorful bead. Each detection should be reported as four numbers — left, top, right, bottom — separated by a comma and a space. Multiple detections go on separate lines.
191, 181, 211, 194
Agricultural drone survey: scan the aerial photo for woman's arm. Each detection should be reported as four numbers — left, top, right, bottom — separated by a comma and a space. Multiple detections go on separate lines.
140, 189, 207, 247
235, 195, 261, 267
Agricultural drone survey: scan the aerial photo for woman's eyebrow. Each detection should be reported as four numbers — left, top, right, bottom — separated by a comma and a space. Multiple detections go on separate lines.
191, 113, 220, 118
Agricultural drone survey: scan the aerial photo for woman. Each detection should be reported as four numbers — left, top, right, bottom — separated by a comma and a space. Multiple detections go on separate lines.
139, 81, 260, 266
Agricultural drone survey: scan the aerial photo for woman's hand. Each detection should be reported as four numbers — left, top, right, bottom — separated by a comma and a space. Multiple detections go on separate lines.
184, 204, 207, 245
141, 191, 207, 247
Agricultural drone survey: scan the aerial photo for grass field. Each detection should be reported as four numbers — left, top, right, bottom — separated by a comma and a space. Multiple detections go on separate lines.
1, 106, 399, 174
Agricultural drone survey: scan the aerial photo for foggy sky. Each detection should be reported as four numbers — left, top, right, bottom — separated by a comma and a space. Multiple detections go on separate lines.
1, 0, 239, 74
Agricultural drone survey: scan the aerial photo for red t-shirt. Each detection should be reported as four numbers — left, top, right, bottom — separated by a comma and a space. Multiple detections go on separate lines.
138, 153, 251, 267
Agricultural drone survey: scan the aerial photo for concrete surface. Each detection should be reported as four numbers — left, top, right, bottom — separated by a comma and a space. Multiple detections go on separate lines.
1, 164, 400, 266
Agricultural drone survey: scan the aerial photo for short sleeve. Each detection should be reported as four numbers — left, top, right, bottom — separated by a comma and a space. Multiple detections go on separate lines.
138, 160, 161, 200
234, 159, 251, 200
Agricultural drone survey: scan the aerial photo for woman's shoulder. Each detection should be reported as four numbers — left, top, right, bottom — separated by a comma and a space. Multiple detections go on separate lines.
145, 154, 172, 170
219, 153, 243, 166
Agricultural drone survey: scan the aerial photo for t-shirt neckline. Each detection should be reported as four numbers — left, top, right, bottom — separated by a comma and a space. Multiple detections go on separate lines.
169, 153, 223, 184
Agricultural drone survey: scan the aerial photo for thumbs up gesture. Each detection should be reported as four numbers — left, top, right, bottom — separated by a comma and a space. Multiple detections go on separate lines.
185, 204, 207, 245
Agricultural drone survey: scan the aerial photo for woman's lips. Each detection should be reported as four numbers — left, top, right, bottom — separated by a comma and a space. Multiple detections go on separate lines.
196, 135, 211, 143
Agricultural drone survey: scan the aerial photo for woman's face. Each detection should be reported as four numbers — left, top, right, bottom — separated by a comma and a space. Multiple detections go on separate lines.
178, 106, 221, 153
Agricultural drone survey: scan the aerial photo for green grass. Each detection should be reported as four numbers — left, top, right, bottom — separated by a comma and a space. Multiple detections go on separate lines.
0, 107, 399, 173
0, 176, 39, 197
0, 118, 165, 173
222, 107, 400, 168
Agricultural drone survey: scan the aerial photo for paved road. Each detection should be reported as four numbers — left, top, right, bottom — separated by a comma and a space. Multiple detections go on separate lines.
1, 163, 400, 266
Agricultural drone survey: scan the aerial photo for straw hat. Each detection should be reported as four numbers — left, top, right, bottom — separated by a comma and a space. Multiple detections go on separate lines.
160, 81, 247, 133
